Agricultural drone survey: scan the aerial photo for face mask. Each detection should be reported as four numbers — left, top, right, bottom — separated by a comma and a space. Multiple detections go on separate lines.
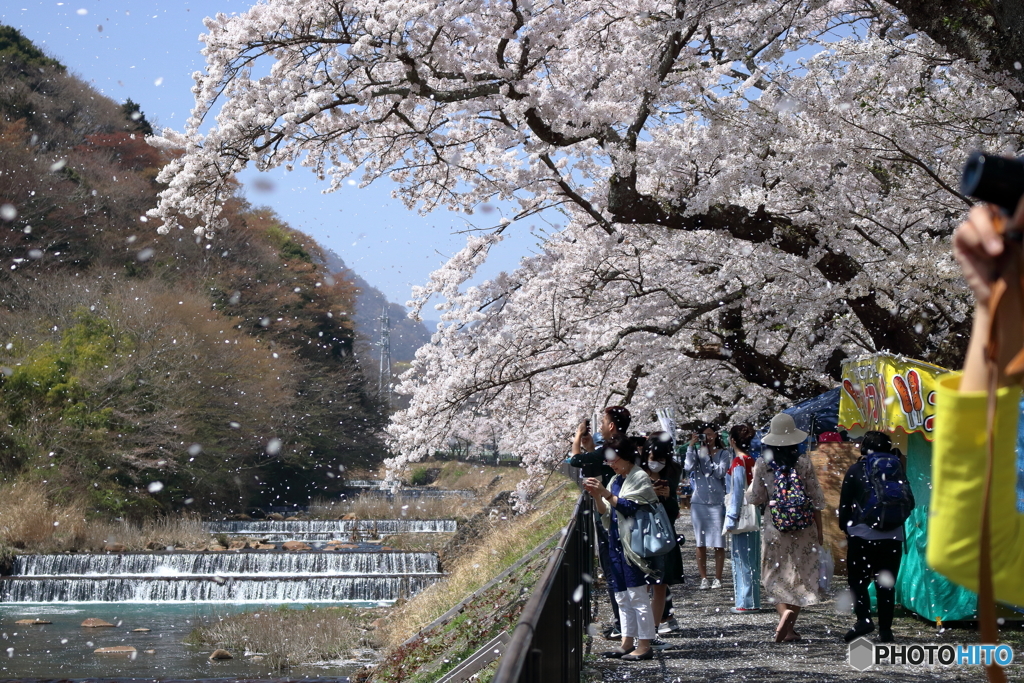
648, 459, 665, 473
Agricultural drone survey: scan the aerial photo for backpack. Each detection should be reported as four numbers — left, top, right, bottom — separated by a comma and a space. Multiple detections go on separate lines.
860, 452, 915, 531
769, 463, 814, 532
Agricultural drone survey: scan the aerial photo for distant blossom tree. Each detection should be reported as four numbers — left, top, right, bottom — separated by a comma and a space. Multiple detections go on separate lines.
150, 0, 1024, 497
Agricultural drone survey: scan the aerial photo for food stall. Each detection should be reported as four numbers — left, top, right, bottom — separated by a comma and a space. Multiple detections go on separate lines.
838, 354, 978, 623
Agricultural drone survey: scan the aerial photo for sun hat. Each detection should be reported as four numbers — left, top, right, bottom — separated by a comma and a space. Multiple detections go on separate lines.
761, 413, 808, 447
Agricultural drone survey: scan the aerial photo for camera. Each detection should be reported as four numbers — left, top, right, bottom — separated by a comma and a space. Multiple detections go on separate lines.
961, 151, 1024, 214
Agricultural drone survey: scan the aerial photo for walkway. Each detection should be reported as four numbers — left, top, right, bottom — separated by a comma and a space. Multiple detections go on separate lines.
587, 511, 1023, 682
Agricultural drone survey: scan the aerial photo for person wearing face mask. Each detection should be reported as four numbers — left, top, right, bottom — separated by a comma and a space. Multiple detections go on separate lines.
643, 432, 686, 635
685, 424, 730, 588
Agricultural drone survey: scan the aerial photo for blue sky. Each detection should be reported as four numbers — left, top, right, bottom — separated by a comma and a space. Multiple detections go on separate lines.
2, 0, 538, 305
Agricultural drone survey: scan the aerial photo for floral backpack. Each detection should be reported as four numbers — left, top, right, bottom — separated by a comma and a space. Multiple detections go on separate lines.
769, 462, 814, 532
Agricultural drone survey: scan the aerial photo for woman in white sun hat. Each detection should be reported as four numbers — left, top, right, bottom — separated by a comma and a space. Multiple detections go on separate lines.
746, 412, 826, 643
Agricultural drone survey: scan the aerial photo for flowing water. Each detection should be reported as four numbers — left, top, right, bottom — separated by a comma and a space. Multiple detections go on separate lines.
0, 602, 369, 679
204, 519, 457, 542
1, 549, 442, 603
0, 516, 459, 678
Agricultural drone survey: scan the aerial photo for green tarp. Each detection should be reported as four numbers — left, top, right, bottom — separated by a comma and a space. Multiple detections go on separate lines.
882, 432, 978, 622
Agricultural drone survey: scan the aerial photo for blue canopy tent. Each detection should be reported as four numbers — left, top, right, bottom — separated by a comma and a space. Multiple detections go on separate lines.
751, 387, 840, 458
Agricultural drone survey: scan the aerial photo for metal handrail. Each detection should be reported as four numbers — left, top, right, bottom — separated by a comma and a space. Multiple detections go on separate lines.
491, 491, 594, 683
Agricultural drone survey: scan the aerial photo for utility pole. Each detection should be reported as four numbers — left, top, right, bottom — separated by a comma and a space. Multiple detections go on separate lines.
377, 302, 392, 407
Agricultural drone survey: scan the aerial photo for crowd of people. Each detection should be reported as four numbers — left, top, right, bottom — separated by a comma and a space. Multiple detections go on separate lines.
561, 166, 1024, 678
569, 405, 919, 658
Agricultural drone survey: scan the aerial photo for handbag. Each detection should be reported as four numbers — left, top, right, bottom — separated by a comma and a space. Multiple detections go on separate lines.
818, 545, 834, 593
724, 500, 759, 535
629, 501, 677, 557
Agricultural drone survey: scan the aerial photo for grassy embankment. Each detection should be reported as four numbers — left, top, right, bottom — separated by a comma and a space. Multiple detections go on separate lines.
186, 463, 577, 680
0, 482, 209, 557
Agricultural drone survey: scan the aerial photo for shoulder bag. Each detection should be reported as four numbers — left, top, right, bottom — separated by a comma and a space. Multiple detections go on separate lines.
629, 501, 677, 557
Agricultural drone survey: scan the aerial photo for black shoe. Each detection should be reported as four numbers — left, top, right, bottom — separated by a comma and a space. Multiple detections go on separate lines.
844, 620, 875, 643
602, 626, 621, 640
877, 629, 894, 643
621, 649, 654, 661
600, 650, 627, 658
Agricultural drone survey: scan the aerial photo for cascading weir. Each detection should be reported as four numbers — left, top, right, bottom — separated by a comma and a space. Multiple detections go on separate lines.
205, 518, 458, 542
1, 550, 442, 603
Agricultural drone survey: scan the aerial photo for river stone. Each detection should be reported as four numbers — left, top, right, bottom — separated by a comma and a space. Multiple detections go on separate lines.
82, 618, 115, 628
103, 543, 126, 553
281, 540, 311, 551
267, 513, 285, 521
94, 646, 136, 654
228, 539, 248, 550
254, 543, 276, 550
209, 649, 233, 660
15, 619, 51, 625
132, 628, 151, 632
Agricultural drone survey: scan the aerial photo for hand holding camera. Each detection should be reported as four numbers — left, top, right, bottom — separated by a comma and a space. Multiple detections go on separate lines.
957, 151, 1024, 391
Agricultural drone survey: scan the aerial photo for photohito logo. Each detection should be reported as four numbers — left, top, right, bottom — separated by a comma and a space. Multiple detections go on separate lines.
848, 638, 1015, 672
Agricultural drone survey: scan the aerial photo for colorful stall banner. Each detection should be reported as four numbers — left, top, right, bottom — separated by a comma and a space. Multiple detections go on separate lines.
839, 355, 949, 441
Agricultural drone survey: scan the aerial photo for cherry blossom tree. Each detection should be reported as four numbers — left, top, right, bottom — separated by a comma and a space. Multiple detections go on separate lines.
151, 0, 1024, 489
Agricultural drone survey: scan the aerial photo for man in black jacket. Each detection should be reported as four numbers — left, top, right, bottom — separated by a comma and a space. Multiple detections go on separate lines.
838, 431, 915, 644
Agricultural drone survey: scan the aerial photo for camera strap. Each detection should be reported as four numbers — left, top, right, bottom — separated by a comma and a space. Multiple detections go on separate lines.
978, 214, 1024, 683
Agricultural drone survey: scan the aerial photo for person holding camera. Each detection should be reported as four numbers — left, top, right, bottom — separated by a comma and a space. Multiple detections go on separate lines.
570, 406, 632, 639
584, 435, 660, 661
926, 201, 1024, 607
838, 430, 915, 644
684, 424, 729, 589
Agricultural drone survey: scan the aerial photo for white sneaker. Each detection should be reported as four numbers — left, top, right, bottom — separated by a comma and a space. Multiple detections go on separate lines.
711, 578, 722, 589
699, 577, 710, 590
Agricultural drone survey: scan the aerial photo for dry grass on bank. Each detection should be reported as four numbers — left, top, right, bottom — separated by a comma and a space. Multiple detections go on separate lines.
310, 460, 532, 522
186, 605, 384, 670
0, 481, 210, 553
378, 477, 577, 649
309, 494, 479, 522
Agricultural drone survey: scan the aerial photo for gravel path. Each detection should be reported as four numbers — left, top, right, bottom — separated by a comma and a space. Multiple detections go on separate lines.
585, 511, 1022, 683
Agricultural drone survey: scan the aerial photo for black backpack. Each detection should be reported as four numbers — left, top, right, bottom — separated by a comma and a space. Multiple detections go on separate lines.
860, 452, 915, 531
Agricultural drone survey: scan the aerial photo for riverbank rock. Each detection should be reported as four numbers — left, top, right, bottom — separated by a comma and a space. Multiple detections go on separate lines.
281, 540, 311, 551
228, 539, 248, 550
15, 619, 51, 625
81, 618, 115, 627
132, 628, 151, 632
267, 513, 285, 521
94, 646, 136, 654
209, 649, 233, 660
254, 543, 276, 550
103, 543, 126, 553
324, 541, 358, 550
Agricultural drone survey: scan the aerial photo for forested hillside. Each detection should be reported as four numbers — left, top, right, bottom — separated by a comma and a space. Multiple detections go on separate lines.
0, 26, 387, 517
